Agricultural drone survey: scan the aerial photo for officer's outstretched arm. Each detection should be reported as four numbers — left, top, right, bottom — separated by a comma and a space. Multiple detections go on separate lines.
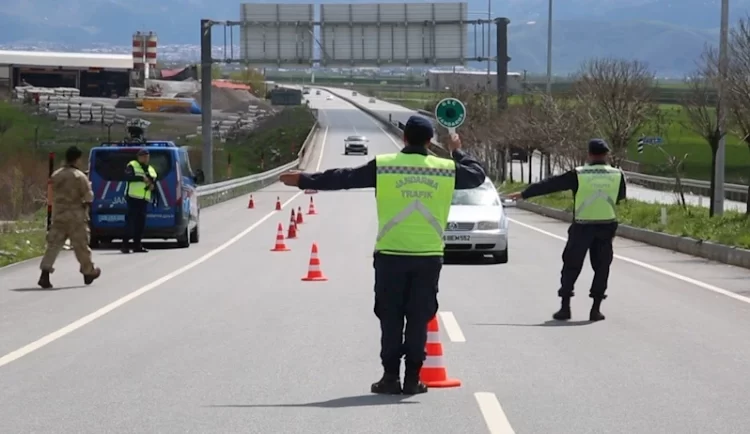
298, 160, 376, 191
521, 170, 577, 200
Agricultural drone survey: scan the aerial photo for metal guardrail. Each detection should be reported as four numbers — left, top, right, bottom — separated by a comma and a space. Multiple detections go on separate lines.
195, 121, 319, 207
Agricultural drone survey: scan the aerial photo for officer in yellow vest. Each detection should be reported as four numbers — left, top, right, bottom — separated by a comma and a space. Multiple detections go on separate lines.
121, 148, 157, 254
279, 115, 485, 395
507, 139, 626, 322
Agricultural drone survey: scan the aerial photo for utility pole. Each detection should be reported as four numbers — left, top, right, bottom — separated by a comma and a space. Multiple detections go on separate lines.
713, 0, 729, 215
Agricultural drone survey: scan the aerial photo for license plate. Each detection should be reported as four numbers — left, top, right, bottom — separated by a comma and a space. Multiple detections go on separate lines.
444, 235, 470, 242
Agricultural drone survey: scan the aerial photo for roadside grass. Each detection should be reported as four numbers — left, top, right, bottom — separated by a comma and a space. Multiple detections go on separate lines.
497, 182, 750, 249
0, 212, 47, 268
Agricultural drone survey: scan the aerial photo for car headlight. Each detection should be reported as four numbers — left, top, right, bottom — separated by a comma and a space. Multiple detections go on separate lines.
476, 221, 499, 230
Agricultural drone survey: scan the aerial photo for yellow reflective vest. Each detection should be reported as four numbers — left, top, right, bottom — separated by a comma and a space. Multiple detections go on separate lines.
573, 164, 622, 223
126, 160, 158, 201
374, 152, 456, 256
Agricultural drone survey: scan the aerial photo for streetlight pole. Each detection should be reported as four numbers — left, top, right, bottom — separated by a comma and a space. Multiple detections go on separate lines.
713, 0, 729, 215
546, 0, 553, 94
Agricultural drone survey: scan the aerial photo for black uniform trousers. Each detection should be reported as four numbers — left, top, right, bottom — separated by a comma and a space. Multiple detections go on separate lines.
124, 197, 149, 248
373, 253, 441, 376
559, 223, 617, 300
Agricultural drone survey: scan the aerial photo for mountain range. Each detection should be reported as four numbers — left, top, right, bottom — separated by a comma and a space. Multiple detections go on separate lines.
1, 0, 748, 75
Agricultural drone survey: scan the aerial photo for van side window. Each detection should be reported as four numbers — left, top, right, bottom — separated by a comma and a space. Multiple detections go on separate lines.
179, 150, 193, 177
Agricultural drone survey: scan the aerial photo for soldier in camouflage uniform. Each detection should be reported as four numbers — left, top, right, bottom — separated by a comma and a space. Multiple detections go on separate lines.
38, 146, 102, 289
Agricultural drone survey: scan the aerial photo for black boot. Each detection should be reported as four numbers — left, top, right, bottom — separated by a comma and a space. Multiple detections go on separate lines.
589, 299, 606, 321
371, 373, 402, 395
553, 297, 572, 321
402, 367, 428, 395
83, 267, 102, 285
37, 271, 52, 289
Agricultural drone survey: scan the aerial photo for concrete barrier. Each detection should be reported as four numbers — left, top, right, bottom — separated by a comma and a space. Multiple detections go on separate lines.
515, 201, 750, 270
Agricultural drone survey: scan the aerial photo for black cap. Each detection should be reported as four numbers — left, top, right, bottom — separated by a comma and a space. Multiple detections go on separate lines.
64, 145, 83, 163
137, 148, 149, 156
588, 139, 610, 155
403, 115, 434, 146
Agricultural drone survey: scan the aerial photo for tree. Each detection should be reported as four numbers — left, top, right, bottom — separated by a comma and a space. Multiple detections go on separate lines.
724, 15, 750, 214
234, 67, 266, 96
572, 58, 658, 166
680, 57, 726, 217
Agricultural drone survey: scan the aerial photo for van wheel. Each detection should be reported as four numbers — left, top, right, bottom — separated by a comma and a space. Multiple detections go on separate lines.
177, 228, 190, 248
89, 236, 100, 249
189, 224, 200, 244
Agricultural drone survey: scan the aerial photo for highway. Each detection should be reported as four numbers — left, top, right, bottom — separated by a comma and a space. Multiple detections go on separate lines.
2, 90, 750, 433
327, 88, 747, 212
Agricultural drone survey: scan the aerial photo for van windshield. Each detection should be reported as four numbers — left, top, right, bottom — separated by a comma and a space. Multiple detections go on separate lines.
92, 149, 173, 181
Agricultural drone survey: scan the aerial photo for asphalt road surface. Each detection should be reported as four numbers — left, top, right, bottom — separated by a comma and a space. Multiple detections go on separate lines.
2, 92, 750, 434
323, 87, 746, 212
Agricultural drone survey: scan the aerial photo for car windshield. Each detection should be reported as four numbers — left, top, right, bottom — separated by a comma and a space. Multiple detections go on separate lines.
451, 181, 500, 206
347, 136, 366, 141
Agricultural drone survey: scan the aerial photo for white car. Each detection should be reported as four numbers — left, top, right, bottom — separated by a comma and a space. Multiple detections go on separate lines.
326, 95, 333, 100
369, 97, 376, 103
443, 178, 509, 263
344, 135, 369, 155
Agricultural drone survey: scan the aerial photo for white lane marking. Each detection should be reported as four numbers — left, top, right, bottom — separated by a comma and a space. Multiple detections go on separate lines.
475, 392, 516, 434
316, 126, 329, 171
0, 126, 331, 369
508, 217, 750, 305
438, 311, 466, 342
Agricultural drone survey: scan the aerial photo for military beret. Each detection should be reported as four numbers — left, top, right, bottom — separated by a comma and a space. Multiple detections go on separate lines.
588, 139, 610, 155
137, 148, 150, 156
404, 115, 434, 140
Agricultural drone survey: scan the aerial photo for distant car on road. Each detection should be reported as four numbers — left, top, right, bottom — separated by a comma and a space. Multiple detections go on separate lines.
326, 95, 333, 101
443, 178, 509, 263
316, 90, 321, 95
344, 135, 369, 155
352, 91, 358, 96
369, 97, 376, 103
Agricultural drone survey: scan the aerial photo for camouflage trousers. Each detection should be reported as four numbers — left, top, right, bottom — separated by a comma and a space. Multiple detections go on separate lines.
40, 218, 96, 275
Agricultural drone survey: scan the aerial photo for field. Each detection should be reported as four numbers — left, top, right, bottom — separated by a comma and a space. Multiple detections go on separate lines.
498, 182, 750, 249
353, 89, 750, 184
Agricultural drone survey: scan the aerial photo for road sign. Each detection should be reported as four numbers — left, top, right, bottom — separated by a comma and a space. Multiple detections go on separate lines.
434, 98, 466, 132
318, 2, 469, 67
239, 3, 315, 66
305, 189, 318, 194
640, 136, 663, 145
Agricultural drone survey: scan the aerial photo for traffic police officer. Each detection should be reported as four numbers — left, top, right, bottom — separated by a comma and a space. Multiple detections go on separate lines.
121, 148, 157, 254
38, 146, 102, 289
508, 139, 626, 322
279, 115, 485, 395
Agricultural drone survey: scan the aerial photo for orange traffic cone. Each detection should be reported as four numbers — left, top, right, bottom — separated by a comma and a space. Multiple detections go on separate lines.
275, 197, 282, 211
270, 223, 291, 252
301, 242, 328, 281
296, 206, 304, 224
307, 197, 317, 215
420, 316, 461, 388
287, 211, 298, 239
247, 195, 255, 209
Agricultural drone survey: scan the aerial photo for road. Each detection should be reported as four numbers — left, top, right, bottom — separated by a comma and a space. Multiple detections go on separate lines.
323, 87, 747, 212
3, 91, 750, 433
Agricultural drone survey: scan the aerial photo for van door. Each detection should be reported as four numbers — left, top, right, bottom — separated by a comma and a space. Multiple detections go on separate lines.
177, 149, 198, 228
89, 148, 178, 232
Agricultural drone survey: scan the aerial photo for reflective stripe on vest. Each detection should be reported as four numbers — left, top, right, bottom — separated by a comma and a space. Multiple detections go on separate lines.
374, 153, 456, 256
126, 160, 157, 201
573, 165, 622, 223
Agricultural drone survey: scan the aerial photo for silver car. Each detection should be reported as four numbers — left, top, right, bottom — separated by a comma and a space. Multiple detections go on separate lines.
344, 135, 369, 155
443, 178, 509, 263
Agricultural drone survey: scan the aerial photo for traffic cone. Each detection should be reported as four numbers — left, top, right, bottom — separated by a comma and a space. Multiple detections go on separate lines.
287, 211, 298, 239
270, 223, 291, 252
307, 197, 317, 215
275, 197, 282, 211
301, 242, 328, 281
247, 195, 255, 209
296, 206, 304, 224
420, 316, 461, 388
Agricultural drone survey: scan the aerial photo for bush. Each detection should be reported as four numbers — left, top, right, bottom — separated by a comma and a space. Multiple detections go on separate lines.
498, 182, 750, 249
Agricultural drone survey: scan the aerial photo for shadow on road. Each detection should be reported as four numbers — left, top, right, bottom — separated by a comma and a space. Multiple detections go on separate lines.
207, 394, 416, 409
10, 285, 85, 292
474, 320, 594, 327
